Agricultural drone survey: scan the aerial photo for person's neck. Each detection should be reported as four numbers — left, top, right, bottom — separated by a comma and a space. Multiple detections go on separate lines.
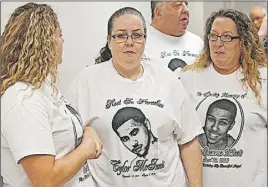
151, 22, 186, 37
112, 60, 143, 81
213, 63, 240, 75
208, 137, 228, 150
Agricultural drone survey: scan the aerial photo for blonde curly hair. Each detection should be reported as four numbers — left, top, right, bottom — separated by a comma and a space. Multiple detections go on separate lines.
185, 9, 267, 105
1, 3, 60, 98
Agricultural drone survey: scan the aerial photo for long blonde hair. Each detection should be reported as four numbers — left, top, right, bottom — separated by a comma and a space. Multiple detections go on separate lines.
185, 9, 267, 105
1, 3, 59, 97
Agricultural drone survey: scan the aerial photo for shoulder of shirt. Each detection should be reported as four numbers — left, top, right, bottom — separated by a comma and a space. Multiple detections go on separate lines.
180, 66, 206, 80
76, 60, 111, 80
143, 61, 189, 98
2, 82, 46, 102
142, 60, 178, 80
185, 31, 204, 44
1, 82, 48, 119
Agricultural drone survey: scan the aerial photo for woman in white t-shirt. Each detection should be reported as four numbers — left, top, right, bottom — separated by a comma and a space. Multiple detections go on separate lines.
66, 6, 203, 187
1, 3, 102, 187
181, 9, 267, 187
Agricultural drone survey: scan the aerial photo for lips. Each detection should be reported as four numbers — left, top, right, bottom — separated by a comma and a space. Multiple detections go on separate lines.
180, 18, 188, 24
124, 51, 135, 54
215, 51, 224, 54
132, 144, 142, 153
208, 132, 220, 140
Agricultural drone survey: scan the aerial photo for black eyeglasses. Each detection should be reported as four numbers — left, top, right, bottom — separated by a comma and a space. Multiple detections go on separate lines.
208, 33, 240, 42
109, 33, 146, 43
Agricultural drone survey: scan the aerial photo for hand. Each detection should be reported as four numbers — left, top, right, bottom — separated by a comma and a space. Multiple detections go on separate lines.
81, 127, 103, 159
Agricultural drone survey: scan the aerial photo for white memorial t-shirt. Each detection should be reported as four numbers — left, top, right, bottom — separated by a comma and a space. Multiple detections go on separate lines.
143, 25, 203, 78
65, 60, 203, 187
181, 64, 267, 187
1, 78, 94, 187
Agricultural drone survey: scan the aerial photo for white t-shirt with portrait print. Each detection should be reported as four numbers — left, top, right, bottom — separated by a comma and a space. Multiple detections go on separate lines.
1, 79, 94, 187
142, 25, 203, 78
180, 64, 267, 187
65, 60, 204, 187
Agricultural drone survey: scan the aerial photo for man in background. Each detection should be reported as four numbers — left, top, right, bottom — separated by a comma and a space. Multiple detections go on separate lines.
249, 6, 266, 32
143, 1, 203, 78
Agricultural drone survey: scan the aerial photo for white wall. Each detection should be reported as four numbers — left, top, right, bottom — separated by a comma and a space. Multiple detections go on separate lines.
1, 2, 207, 93
232, 2, 267, 14
1, 2, 265, 93
0, 2, 147, 92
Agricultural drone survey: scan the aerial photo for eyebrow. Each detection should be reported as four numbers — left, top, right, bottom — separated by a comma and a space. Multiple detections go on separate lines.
115, 29, 142, 32
130, 128, 139, 136
210, 29, 235, 35
173, 1, 188, 5
208, 114, 229, 122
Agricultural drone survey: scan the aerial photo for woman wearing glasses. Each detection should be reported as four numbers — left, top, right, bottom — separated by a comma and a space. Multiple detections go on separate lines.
66, 6, 203, 187
181, 9, 267, 187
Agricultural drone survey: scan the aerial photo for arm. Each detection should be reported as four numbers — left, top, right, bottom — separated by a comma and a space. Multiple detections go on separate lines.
19, 127, 102, 187
179, 137, 203, 187
171, 73, 203, 187
3, 97, 102, 187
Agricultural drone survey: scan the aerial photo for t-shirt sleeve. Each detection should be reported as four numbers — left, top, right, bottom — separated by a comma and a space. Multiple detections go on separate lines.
2, 101, 55, 163
65, 69, 91, 125
253, 127, 267, 187
65, 77, 79, 111
254, 67, 267, 124
180, 70, 198, 106
170, 74, 203, 144
249, 68, 267, 186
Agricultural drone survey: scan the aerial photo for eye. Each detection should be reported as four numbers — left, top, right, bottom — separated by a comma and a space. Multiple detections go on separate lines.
219, 121, 228, 126
117, 33, 127, 39
222, 35, 232, 41
209, 33, 218, 39
207, 116, 215, 123
121, 136, 130, 142
130, 128, 139, 136
173, 2, 183, 9
132, 33, 143, 39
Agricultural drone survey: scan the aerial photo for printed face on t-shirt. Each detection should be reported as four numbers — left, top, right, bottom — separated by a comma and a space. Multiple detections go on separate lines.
204, 107, 234, 144
117, 119, 150, 157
